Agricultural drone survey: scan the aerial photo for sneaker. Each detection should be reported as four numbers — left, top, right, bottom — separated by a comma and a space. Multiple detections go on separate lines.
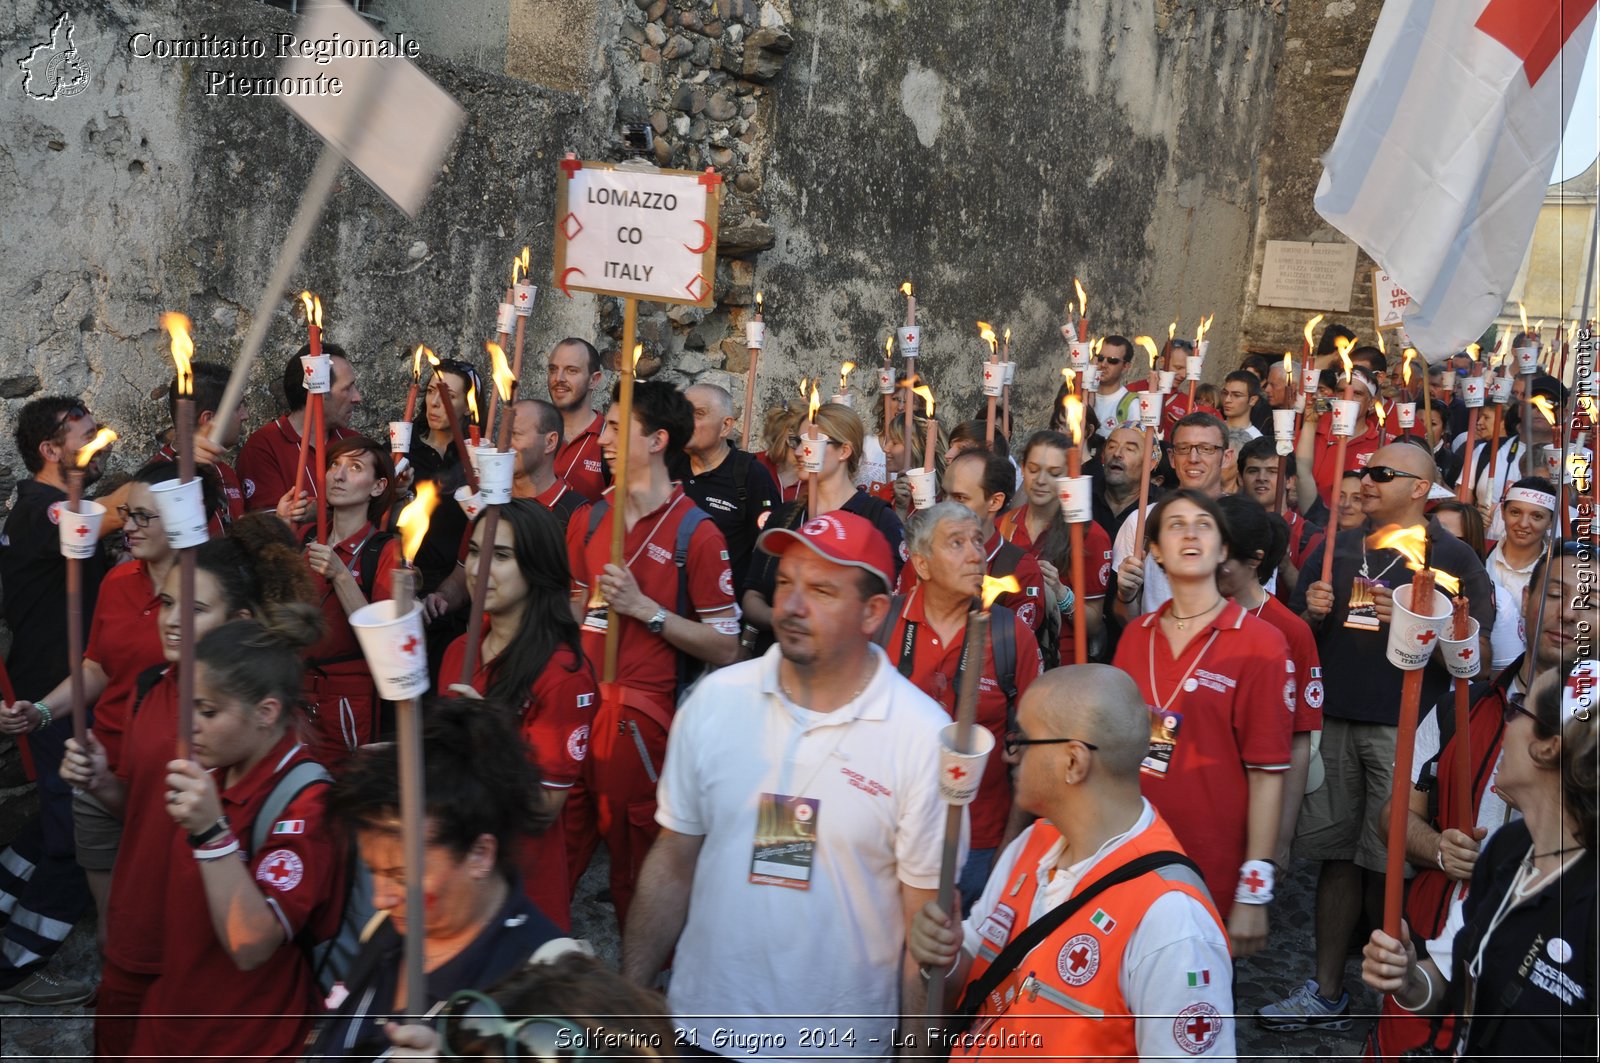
1255, 979, 1352, 1031
0, 969, 95, 1007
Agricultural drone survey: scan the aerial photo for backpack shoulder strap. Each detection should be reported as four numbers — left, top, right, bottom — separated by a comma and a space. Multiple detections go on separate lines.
248, 759, 332, 857
584, 498, 610, 544
989, 604, 1019, 729
130, 664, 168, 718
952, 850, 1201, 1031
726, 447, 753, 505
673, 507, 712, 617
356, 531, 398, 601
990, 540, 1025, 579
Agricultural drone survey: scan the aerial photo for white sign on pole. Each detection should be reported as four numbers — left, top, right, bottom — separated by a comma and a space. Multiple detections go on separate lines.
1258, 240, 1360, 311
278, 1, 464, 218
1372, 268, 1413, 329
553, 161, 721, 307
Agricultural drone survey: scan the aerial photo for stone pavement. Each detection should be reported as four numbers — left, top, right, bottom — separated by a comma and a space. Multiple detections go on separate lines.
2, 852, 1377, 1060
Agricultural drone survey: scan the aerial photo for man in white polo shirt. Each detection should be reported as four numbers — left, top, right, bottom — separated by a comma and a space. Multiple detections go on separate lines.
623, 512, 957, 1060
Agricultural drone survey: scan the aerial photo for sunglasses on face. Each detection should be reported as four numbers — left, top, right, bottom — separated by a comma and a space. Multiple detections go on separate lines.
1361, 465, 1426, 484
438, 990, 593, 1060
1094, 354, 1124, 366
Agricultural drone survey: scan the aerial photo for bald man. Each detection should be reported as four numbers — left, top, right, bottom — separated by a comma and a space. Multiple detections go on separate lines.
510, 397, 590, 528
1266, 440, 1495, 1030
910, 666, 1235, 1059
670, 383, 780, 598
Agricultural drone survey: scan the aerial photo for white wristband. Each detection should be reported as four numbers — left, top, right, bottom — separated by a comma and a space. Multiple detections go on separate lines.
1234, 859, 1275, 905
1395, 963, 1434, 1013
194, 839, 241, 861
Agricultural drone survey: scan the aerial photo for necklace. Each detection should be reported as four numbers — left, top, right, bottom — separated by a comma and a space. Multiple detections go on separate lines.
1531, 844, 1582, 860
780, 660, 876, 710
1166, 597, 1223, 630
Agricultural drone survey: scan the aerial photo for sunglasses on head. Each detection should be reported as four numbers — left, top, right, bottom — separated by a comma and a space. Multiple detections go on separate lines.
438, 990, 593, 1060
1361, 465, 1425, 484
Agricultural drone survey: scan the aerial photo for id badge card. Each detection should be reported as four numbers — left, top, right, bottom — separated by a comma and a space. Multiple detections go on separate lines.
581, 589, 609, 634
1344, 577, 1381, 631
749, 793, 820, 889
1141, 707, 1182, 777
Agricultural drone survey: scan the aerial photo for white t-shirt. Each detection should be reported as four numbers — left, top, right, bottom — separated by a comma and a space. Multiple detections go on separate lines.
1486, 541, 1538, 602
656, 644, 960, 1061
1093, 386, 1131, 437
963, 802, 1237, 1060
859, 436, 887, 489
1488, 580, 1524, 671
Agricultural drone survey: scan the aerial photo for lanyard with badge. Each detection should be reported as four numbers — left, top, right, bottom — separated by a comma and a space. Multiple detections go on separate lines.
749, 677, 868, 891
1141, 623, 1221, 777
582, 494, 686, 633
1345, 543, 1403, 632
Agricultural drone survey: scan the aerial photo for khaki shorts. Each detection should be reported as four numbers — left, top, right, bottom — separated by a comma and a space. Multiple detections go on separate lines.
1294, 715, 1394, 871
72, 788, 123, 871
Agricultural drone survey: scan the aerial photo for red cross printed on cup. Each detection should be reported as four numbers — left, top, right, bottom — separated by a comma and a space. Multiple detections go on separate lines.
947, 765, 968, 782
1416, 629, 1437, 647
1241, 869, 1268, 894
517, 289, 530, 304
1457, 646, 1475, 661
905, 332, 916, 344
74, 525, 90, 536
399, 635, 420, 656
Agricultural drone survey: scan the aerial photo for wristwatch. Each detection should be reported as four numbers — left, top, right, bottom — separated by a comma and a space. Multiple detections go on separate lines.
646, 606, 669, 634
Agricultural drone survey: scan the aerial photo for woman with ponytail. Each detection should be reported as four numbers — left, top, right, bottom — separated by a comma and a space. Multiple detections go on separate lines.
441, 499, 597, 930
134, 605, 340, 1061
60, 513, 322, 1059
293, 434, 404, 766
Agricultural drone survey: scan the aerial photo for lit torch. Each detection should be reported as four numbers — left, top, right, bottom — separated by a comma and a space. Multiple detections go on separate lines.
163, 310, 206, 755
913, 383, 938, 474
805, 384, 823, 519
64, 426, 117, 750
979, 321, 999, 444
1074, 278, 1088, 341
743, 291, 765, 447
1002, 326, 1014, 437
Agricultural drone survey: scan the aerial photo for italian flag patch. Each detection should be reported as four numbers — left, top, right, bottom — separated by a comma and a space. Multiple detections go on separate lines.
1089, 908, 1117, 934
1186, 969, 1211, 987
272, 819, 305, 836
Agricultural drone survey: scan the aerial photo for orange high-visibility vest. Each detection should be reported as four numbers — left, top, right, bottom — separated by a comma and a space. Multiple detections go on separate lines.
954, 815, 1224, 1061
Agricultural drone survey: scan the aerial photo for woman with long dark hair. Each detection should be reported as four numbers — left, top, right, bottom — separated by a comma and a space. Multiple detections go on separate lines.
440, 499, 596, 929
1363, 659, 1597, 1058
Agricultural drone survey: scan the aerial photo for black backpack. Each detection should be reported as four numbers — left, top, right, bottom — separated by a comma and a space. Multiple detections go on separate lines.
874, 597, 1021, 729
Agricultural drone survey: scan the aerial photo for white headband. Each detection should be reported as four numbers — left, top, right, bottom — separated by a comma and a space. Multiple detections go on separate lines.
1505, 486, 1558, 512
1562, 661, 1597, 725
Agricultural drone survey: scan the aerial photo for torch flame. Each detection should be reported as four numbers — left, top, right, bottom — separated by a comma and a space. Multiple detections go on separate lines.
511, 246, 530, 287
1368, 524, 1461, 596
412, 344, 430, 380
839, 361, 856, 390
912, 384, 935, 418
756, 290, 764, 313
75, 427, 117, 468
1531, 395, 1557, 426
1168, 321, 1177, 342
1073, 278, 1087, 319
1336, 336, 1355, 382
981, 574, 1021, 610
1466, 342, 1481, 363
977, 321, 997, 356
396, 482, 439, 564
1376, 330, 1386, 355
1402, 347, 1415, 387
465, 385, 480, 425
1134, 336, 1159, 367
426, 348, 441, 369
1282, 351, 1295, 381
1091, 336, 1104, 357
487, 341, 516, 402
808, 384, 821, 422
160, 311, 194, 396
631, 344, 644, 370
1195, 313, 1215, 345
900, 281, 913, 298
1303, 313, 1325, 352
798, 376, 812, 399
884, 334, 894, 361
1003, 326, 1011, 347
298, 290, 323, 329
1518, 301, 1529, 338
1374, 401, 1388, 426
1062, 393, 1084, 447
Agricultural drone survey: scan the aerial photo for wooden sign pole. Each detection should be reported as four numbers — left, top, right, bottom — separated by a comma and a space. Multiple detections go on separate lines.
603, 298, 640, 688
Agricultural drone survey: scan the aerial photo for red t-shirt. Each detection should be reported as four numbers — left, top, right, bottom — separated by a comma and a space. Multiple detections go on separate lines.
1311, 416, 1389, 508
568, 487, 736, 705
136, 738, 341, 1062
896, 531, 1049, 631
1248, 594, 1325, 734
236, 414, 358, 512
85, 561, 164, 773
1111, 600, 1294, 915
303, 524, 400, 669
107, 668, 180, 974
884, 587, 1041, 848
555, 412, 607, 502
996, 510, 1111, 661
756, 453, 802, 504
151, 442, 245, 532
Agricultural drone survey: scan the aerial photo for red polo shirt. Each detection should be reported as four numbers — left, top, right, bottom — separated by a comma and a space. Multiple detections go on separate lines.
1248, 594, 1325, 734
302, 524, 401, 761
1112, 601, 1294, 915
997, 510, 1110, 661
883, 587, 1041, 849
85, 561, 164, 773
757, 453, 802, 504
568, 487, 736, 706
534, 477, 592, 531
151, 442, 244, 533
107, 668, 180, 975
440, 633, 596, 930
1311, 416, 1389, 508
555, 412, 607, 502
136, 737, 341, 1062
896, 531, 1048, 631
236, 414, 358, 511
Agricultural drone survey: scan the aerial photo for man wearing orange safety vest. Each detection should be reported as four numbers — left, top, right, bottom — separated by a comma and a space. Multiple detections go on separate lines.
909, 665, 1236, 1060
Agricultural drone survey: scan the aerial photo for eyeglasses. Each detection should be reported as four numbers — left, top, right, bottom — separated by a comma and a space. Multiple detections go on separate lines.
787, 435, 843, 449
1171, 443, 1224, 458
1003, 731, 1099, 757
1502, 693, 1541, 727
438, 990, 592, 1060
1362, 465, 1426, 484
1094, 354, 1124, 366
115, 506, 160, 529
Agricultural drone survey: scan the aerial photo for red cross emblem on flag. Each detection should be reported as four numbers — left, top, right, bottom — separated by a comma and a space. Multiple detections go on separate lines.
1241, 869, 1268, 894
1416, 629, 1438, 646
1476, 0, 1597, 86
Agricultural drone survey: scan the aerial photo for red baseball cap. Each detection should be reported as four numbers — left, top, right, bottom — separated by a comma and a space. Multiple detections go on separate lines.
757, 511, 893, 592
